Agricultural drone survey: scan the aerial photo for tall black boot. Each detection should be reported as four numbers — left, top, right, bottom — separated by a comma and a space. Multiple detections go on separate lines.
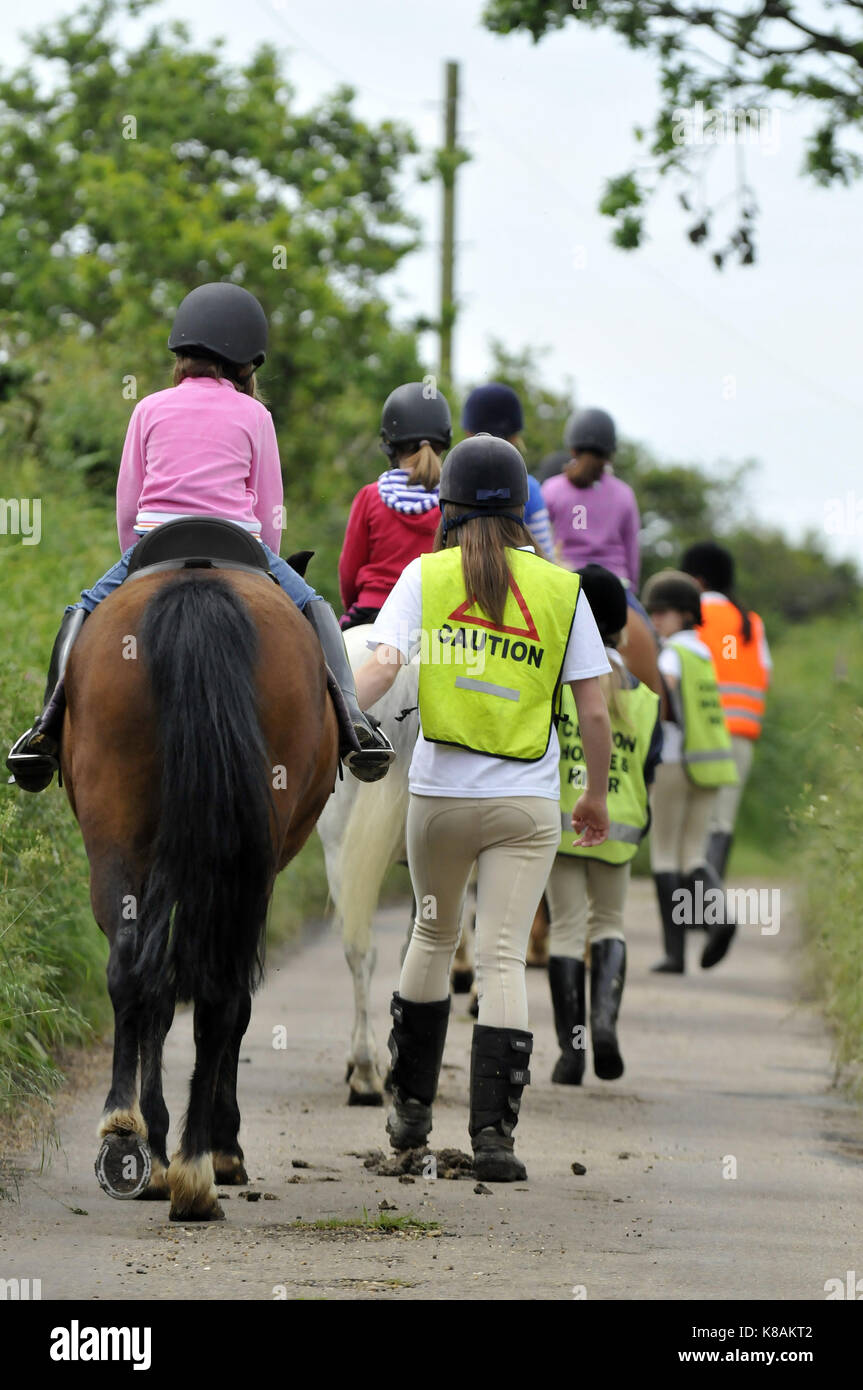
469, 1025, 532, 1182
548, 957, 586, 1085
650, 872, 685, 973
590, 938, 626, 1080
385, 994, 450, 1151
6, 608, 87, 793
706, 830, 733, 881
304, 599, 395, 783
692, 862, 737, 970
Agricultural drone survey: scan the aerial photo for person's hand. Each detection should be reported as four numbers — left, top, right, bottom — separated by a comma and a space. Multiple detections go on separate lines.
571, 792, 609, 847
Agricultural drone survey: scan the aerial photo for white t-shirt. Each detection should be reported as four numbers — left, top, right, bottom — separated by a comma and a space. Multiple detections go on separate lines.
657, 627, 714, 764
368, 552, 610, 799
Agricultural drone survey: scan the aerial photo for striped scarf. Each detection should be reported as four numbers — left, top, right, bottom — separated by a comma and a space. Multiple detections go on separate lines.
377, 468, 439, 516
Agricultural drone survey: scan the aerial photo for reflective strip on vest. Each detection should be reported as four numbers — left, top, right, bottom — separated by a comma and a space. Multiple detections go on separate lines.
418, 547, 580, 761
722, 706, 764, 726
718, 682, 765, 699
455, 675, 520, 702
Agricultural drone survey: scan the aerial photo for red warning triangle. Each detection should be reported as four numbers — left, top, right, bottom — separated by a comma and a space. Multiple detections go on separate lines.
448, 572, 540, 640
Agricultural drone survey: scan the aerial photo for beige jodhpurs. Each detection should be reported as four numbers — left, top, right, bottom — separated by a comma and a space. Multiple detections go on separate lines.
545, 854, 629, 959
709, 735, 754, 835
648, 760, 718, 875
401, 795, 560, 1031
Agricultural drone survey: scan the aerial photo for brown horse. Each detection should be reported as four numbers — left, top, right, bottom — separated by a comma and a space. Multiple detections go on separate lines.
62, 566, 337, 1220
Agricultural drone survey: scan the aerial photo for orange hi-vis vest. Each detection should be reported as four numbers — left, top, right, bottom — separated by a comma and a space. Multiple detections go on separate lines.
697, 596, 769, 740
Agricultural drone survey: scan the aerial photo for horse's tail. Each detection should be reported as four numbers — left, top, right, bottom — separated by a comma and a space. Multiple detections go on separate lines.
134, 575, 275, 1003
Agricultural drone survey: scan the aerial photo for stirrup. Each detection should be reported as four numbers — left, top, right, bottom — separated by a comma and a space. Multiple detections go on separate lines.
6, 729, 59, 791
342, 722, 395, 782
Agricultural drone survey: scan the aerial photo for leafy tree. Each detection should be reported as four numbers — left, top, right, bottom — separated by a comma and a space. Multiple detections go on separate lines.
483, 0, 863, 265
0, 0, 425, 514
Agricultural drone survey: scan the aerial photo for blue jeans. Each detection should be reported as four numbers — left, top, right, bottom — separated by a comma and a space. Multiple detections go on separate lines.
73, 542, 319, 614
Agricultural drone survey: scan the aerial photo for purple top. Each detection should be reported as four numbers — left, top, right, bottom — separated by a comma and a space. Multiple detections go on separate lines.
541, 469, 640, 588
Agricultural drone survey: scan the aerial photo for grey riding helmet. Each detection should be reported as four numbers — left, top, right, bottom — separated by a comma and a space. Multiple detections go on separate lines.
564, 407, 617, 457
169, 283, 268, 367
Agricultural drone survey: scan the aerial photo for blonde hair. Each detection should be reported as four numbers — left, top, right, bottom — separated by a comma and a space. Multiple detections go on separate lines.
172, 354, 261, 400
397, 441, 442, 491
433, 506, 533, 629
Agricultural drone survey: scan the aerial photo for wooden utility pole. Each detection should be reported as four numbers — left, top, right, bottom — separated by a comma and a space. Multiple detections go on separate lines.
439, 60, 460, 383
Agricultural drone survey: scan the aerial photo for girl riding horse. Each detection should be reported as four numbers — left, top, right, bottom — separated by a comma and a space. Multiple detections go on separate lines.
6, 282, 394, 791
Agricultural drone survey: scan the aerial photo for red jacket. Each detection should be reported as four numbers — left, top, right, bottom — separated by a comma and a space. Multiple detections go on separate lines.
339, 482, 439, 612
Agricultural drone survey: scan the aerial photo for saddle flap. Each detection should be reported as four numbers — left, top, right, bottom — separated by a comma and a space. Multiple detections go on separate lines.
126, 518, 270, 576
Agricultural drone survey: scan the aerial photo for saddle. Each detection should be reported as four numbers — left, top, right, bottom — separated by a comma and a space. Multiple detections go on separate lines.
126, 518, 275, 582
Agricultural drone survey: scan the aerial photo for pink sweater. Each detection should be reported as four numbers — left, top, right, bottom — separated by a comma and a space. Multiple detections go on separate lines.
541, 469, 641, 588
116, 377, 284, 553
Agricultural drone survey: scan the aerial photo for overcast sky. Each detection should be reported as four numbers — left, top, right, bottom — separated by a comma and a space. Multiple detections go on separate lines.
8, 0, 863, 566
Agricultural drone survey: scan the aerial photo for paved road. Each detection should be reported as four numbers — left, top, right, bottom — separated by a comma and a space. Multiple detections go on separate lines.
1, 879, 861, 1301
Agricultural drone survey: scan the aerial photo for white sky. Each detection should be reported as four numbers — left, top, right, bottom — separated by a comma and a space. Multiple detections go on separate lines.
7, 0, 863, 566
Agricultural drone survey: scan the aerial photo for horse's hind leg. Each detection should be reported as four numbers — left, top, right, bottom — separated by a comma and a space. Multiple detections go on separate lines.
211, 989, 251, 1185
137, 993, 175, 1199
168, 996, 235, 1221
99, 920, 146, 1143
345, 942, 385, 1105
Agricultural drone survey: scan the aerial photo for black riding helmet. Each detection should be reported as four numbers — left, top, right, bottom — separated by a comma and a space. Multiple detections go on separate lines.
380, 382, 452, 460
438, 434, 528, 540
578, 564, 629, 642
168, 283, 268, 368
681, 540, 734, 593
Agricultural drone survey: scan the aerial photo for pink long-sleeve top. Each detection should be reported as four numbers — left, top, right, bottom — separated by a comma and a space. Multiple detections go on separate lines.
116, 377, 284, 553
541, 468, 641, 588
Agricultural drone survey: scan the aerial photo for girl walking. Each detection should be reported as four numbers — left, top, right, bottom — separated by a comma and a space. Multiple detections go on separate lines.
7, 282, 394, 790
641, 571, 738, 973
546, 565, 662, 1085
355, 435, 612, 1181
680, 541, 771, 879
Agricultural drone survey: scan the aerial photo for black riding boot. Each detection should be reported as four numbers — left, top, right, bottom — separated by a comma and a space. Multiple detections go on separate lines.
304, 599, 395, 784
691, 862, 737, 970
590, 938, 626, 1080
469, 1025, 532, 1182
548, 956, 586, 1085
706, 830, 733, 881
6, 608, 87, 793
385, 994, 450, 1151
650, 871, 685, 973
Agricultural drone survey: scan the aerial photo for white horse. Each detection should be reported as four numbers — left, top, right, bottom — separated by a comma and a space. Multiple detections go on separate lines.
316, 624, 474, 1104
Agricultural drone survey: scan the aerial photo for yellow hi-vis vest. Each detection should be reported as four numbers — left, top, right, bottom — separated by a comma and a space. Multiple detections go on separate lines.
557, 678, 659, 864
418, 547, 580, 761
672, 640, 739, 789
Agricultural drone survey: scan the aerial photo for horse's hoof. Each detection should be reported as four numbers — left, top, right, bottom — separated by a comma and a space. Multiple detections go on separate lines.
451, 969, 474, 994
347, 1087, 384, 1107
95, 1133, 152, 1200
212, 1153, 249, 1185
169, 1201, 225, 1223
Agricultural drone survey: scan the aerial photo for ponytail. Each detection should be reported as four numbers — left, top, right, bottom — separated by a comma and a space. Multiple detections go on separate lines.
398, 440, 442, 491
728, 593, 752, 644
433, 506, 533, 629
